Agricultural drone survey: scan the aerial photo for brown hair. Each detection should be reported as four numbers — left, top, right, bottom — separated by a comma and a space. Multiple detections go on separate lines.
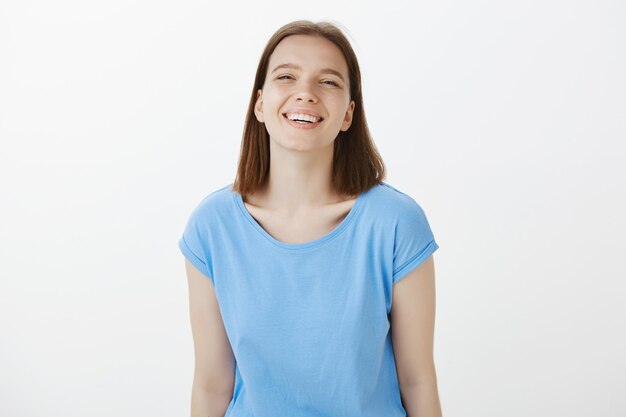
232, 20, 386, 198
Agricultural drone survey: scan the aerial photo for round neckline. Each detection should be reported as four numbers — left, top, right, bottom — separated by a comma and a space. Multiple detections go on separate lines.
232, 185, 370, 251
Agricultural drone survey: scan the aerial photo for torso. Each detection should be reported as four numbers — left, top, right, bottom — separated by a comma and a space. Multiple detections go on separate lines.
243, 192, 358, 245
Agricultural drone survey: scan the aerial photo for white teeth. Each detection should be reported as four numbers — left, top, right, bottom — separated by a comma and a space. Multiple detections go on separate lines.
285, 113, 320, 123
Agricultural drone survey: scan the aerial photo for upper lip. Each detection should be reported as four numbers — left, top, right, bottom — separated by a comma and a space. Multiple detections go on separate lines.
283, 108, 324, 120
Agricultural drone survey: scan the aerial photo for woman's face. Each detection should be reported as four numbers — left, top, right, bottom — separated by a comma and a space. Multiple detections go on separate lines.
254, 34, 355, 151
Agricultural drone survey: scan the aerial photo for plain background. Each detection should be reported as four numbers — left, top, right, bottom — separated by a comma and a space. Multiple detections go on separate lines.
1, 0, 624, 416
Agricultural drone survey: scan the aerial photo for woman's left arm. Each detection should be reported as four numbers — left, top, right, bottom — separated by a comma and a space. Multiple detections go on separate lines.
390, 255, 443, 417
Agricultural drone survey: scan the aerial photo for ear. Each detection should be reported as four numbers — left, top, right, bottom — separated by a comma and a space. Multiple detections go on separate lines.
254, 89, 264, 123
340, 100, 355, 132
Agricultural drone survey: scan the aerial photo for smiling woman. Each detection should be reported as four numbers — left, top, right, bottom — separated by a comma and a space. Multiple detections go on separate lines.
179, 20, 442, 417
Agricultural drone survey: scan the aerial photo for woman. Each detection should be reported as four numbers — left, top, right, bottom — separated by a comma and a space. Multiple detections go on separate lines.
179, 20, 442, 417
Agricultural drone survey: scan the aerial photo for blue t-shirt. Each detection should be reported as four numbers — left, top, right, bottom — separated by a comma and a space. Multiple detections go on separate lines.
178, 181, 439, 417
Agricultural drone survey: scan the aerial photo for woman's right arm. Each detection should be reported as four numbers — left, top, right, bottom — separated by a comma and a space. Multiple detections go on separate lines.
185, 259, 236, 417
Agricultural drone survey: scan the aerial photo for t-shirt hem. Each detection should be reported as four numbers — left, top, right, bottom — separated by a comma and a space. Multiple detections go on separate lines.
392, 239, 439, 285
178, 235, 213, 284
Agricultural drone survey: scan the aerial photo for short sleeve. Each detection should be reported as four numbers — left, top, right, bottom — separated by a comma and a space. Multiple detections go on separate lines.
178, 201, 214, 285
392, 199, 439, 285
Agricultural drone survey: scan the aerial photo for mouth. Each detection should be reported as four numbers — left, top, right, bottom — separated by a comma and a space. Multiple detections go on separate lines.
282, 113, 324, 129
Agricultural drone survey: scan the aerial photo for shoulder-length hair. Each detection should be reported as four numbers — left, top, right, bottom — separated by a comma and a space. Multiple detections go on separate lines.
232, 20, 386, 198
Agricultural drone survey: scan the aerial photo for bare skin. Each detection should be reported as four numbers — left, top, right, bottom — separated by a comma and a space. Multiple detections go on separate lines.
243, 185, 357, 245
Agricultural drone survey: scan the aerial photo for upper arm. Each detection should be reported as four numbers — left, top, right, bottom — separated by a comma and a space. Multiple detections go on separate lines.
390, 254, 437, 388
185, 258, 236, 396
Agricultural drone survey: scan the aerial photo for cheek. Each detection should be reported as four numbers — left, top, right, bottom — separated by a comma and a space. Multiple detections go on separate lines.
263, 87, 283, 100
260, 95, 282, 115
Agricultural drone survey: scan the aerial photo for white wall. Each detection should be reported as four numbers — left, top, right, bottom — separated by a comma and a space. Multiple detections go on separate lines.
1, 0, 624, 416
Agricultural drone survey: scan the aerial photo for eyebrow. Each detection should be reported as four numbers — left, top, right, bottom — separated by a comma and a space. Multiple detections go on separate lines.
270, 63, 346, 83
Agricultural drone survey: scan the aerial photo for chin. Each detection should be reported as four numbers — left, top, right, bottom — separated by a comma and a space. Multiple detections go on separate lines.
271, 136, 332, 153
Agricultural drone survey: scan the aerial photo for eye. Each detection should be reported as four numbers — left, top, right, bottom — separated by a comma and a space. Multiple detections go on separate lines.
322, 80, 339, 86
277, 74, 294, 80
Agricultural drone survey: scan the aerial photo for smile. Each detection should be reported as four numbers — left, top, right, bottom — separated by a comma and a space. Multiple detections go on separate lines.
282, 113, 324, 129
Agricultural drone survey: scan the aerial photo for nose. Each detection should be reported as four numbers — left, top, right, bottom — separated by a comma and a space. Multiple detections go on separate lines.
296, 81, 318, 103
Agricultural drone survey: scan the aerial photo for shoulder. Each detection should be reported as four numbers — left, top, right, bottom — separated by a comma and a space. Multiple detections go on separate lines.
369, 181, 429, 221
188, 183, 234, 214
376, 183, 438, 284
184, 182, 235, 227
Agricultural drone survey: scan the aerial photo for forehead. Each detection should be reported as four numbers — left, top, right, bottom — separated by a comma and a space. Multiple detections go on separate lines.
268, 35, 349, 75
